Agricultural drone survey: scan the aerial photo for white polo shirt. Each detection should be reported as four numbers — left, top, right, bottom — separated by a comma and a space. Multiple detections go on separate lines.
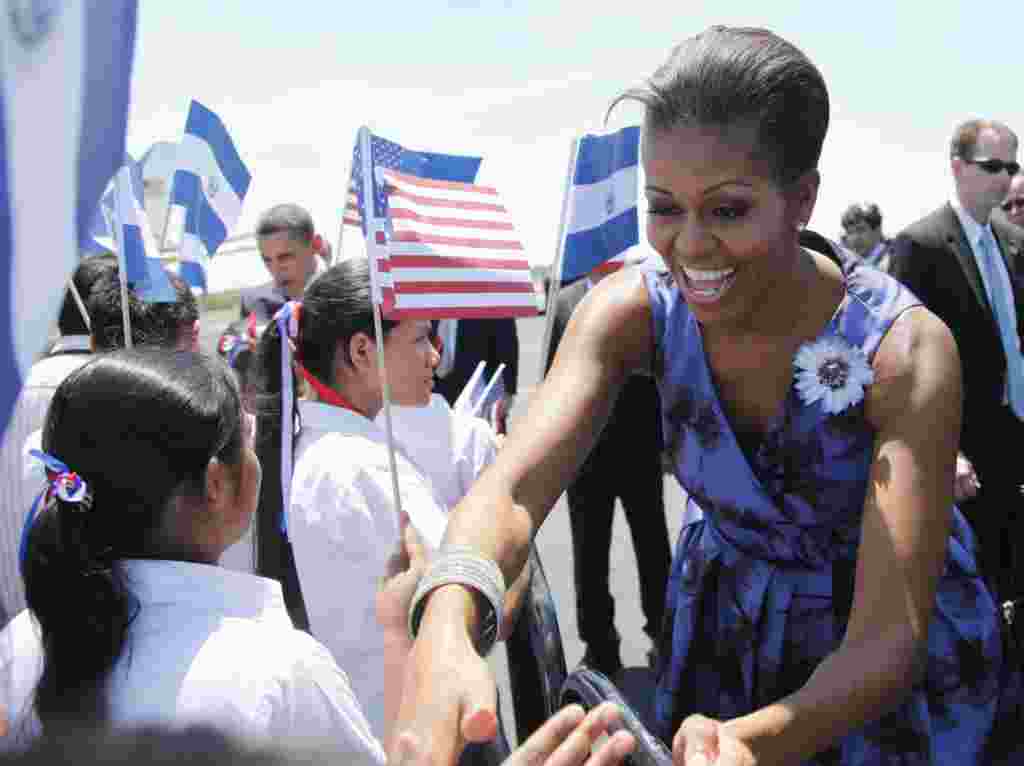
0, 559, 384, 761
287, 401, 448, 738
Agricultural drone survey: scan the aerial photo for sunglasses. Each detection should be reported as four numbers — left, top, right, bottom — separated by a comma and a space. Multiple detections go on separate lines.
1002, 198, 1024, 213
961, 157, 1021, 176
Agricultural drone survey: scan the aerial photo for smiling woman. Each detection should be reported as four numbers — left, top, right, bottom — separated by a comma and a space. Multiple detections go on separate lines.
394, 25, 1019, 766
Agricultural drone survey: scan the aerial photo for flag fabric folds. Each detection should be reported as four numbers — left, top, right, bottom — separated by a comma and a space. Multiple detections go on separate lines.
475, 363, 507, 427
168, 100, 251, 289
343, 131, 484, 308
82, 187, 116, 254
0, 1, 138, 438
453, 361, 487, 416
113, 156, 176, 303
381, 169, 537, 318
560, 126, 640, 284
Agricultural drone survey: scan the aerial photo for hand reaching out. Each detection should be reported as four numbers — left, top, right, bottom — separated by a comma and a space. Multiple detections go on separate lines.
392, 703, 635, 766
673, 715, 755, 766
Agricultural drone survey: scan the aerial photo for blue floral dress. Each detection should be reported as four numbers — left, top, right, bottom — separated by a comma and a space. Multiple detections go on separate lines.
644, 250, 1016, 764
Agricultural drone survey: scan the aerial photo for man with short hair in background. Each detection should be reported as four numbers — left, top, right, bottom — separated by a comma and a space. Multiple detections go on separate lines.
890, 118, 1024, 605
240, 203, 326, 322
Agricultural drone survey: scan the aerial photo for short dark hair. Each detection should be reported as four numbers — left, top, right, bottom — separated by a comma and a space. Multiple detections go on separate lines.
256, 203, 314, 244
950, 119, 1019, 160
87, 269, 198, 351
840, 202, 882, 231
57, 255, 118, 336
612, 26, 829, 186
24, 350, 243, 730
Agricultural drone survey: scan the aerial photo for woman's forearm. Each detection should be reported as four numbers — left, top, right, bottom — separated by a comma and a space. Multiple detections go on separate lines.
723, 624, 922, 765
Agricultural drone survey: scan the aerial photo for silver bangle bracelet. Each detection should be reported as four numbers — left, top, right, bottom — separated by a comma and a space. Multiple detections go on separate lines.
408, 544, 507, 657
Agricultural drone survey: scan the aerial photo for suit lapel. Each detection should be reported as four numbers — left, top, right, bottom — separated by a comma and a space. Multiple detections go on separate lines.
944, 204, 993, 316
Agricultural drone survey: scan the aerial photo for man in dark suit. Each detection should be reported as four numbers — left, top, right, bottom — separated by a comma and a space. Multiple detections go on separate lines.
890, 119, 1024, 603
433, 318, 519, 432
544, 267, 671, 676
240, 204, 326, 321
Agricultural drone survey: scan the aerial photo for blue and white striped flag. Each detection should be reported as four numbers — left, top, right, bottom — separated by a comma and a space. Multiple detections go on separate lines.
560, 126, 640, 284
0, 1, 138, 438
168, 100, 251, 290
81, 186, 115, 254
113, 156, 175, 303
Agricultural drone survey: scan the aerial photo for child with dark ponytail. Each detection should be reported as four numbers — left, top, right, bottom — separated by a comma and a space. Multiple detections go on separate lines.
0, 349, 386, 757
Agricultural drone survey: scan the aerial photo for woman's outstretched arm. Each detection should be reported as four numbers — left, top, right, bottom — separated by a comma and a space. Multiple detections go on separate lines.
391, 269, 655, 766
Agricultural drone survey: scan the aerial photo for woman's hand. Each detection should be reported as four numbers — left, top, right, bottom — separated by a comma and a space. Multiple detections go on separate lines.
392, 703, 636, 766
673, 716, 755, 766
389, 586, 500, 766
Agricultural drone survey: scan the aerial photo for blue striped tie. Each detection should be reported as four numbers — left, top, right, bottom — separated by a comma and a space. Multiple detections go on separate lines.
980, 229, 1024, 418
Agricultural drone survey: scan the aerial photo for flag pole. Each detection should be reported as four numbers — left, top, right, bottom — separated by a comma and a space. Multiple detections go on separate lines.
537, 136, 580, 385
359, 127, 404, 522
66, 277, 91, 332
335, 156, 354, 264
111, 167, 134, 349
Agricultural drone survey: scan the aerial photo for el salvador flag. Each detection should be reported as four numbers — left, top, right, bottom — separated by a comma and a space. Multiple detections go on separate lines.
81, 186, 115, 254
560, 126, 640, 284
112, 155, 176, 303
168, 100, 251, 290
0, 1, 138, 439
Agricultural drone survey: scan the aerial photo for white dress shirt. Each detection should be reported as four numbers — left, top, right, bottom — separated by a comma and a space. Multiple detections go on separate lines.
951, 195, 1023, 406
288, 401, 448, 737
0, 340, 92, 626
374, 394, 497, 510
0, 559, 384, 761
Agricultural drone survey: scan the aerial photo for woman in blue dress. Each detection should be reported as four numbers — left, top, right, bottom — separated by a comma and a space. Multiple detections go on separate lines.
391, 26, 1019, 765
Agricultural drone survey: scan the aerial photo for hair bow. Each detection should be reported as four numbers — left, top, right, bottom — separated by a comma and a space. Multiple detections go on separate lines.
19, 450, 92, 570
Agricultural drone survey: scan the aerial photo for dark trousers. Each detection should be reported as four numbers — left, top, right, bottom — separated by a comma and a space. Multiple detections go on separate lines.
960, 471, 1023, 604
961, 408, 1024, 603
567, 451, 671, 650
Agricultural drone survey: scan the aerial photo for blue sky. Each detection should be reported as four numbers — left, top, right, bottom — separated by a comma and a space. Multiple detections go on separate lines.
127, 2, 1022, 268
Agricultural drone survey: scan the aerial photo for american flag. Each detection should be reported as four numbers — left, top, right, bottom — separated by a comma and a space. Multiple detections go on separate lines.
380, 168, 538, 318
343, 133, 405, 307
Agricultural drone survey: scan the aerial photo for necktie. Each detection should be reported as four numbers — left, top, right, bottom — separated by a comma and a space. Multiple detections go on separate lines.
979, 230, 1024, 418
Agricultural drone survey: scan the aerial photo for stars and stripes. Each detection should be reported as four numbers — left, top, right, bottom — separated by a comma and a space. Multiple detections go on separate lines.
380, 169, 537, 318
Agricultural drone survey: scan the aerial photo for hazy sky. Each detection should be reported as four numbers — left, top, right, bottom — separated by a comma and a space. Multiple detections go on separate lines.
127, 1, 1022, 269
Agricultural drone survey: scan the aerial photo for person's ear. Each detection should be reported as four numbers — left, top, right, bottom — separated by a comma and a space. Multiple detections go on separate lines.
204, 457, 232, 513
951, 157, 964, 182
790, 169, 820, 230
348, 331, 376, 372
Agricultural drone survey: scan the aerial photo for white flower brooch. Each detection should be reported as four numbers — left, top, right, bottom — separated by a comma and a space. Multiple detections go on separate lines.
793, 336, 874, 415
